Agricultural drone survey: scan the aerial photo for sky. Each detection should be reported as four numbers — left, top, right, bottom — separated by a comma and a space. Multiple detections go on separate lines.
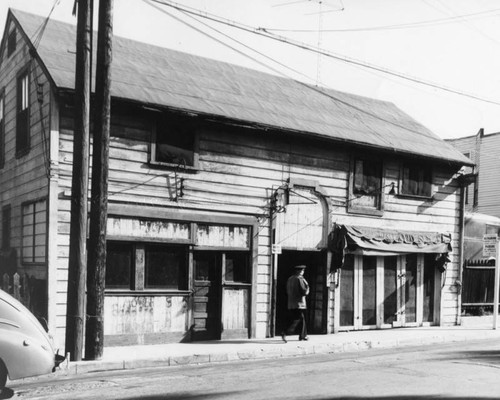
1, 0, 500, 140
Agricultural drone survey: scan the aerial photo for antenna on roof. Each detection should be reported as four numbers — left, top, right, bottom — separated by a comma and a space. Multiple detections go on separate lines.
271, 0, 344, 86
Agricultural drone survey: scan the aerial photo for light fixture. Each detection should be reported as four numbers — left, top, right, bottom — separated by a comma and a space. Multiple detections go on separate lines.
388, 182, 397, 195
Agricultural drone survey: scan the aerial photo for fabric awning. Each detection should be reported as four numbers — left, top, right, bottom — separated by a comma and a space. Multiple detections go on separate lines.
330, 224, 452, 272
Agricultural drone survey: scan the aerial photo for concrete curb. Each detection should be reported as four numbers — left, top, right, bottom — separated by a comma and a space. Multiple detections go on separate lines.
52, 329, 500, 377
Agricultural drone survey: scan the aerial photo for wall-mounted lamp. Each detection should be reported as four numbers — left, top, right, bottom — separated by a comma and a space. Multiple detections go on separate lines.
388, 182, 397, 195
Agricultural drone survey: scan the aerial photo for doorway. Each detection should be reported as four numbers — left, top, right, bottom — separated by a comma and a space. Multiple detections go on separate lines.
276, 250, 326, 336
192, 250, 252, 341
339, 253, 437, 330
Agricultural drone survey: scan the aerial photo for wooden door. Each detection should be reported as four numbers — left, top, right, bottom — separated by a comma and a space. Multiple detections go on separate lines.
193, 251, 221, 340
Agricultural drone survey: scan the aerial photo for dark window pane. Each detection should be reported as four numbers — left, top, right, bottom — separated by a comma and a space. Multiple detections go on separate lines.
156, 115, 194, 166
225, 252, 249, 283
145, 244, 187, 290
339, 254, 354, 326
362, 256, 377, 325
106, 242, 132, 289
2, 205, 11, 249
383, 256, 398, 324
423, 254, 435, 322
405, 254, 417, 323
401, 164, 432, 197
7, 30, 16, 57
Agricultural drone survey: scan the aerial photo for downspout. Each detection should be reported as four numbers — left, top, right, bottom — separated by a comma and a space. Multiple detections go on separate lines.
456, 179, 466, 326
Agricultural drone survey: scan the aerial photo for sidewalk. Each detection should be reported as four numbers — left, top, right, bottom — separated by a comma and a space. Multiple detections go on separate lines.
57, 323, 500, 376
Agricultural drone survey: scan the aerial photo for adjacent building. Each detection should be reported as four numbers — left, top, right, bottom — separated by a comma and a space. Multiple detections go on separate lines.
448, 130, 500, 314
0, 9, 473, 349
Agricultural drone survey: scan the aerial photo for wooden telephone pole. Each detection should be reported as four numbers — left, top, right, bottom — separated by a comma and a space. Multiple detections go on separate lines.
65, 0, 93, 362
85, 0, 113, 360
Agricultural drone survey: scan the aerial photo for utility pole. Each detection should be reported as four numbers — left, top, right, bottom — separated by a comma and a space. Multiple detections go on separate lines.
65, 0, 93, 362
85, 0, 113, 360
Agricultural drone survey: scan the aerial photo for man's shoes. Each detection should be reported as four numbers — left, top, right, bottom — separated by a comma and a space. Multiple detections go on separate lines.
299, 336, 309, 341
281, 332, 287, 343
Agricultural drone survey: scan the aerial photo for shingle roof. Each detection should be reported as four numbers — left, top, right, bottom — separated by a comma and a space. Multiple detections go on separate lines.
9, 9, 472, 166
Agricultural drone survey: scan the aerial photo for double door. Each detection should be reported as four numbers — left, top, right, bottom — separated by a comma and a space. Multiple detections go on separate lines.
339, 253, 437, 330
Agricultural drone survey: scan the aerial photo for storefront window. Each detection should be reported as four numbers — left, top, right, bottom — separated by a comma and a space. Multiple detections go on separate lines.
106, 242, 133, 289
145, 244, 187, 290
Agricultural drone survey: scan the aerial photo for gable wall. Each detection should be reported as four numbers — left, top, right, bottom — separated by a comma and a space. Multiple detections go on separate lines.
0, 17, 52, 319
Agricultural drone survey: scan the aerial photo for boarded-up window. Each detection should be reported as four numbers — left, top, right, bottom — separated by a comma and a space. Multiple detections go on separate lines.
107, 217, 190, 241
16, 71, 30, 156
22, 199, 46, 264
1, 205, 11, 249
0, 90, 4, 168
401, 164, 432, 198
196, 225, 250, 248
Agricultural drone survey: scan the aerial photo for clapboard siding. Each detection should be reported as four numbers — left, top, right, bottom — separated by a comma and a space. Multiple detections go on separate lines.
51, 111, 464, 342
0, 20, 51, 290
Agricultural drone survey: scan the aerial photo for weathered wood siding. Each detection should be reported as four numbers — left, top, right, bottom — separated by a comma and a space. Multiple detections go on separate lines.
0, 19, 51, 317
448, 132, 500, 218
52, 107, 464, 346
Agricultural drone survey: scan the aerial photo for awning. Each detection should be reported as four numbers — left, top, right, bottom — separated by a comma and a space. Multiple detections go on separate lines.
330, 224, 452, 272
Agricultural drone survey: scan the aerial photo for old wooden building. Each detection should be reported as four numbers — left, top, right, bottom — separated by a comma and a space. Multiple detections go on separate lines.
0, 9, 473, 349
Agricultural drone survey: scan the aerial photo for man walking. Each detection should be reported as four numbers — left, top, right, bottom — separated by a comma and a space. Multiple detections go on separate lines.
281, 265, 309, 343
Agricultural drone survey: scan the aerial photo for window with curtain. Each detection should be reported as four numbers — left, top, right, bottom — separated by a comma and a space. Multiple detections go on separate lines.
401, 164, 432, 198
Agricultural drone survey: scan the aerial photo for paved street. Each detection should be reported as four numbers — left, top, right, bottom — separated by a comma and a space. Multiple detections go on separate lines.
5, 339, 500, 400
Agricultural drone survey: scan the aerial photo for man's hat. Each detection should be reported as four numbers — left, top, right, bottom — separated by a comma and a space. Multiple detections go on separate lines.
294, 265, 306, 270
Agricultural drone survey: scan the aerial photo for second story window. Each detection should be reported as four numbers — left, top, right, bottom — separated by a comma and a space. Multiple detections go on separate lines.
16, 71, 30, 157
0, 90, 4, 168
1, 205, 11, 249
151, 114, 198, 169
400, 163, 432, 198
348, 156, 383, 215
7, 29, 16, 57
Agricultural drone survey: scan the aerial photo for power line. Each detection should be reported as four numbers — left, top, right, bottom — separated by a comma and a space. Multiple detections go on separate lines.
145, 0, 500, 107
145, 0, 316, 84
266, 7, 500, 33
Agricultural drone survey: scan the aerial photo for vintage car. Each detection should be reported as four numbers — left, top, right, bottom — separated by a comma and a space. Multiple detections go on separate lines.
0, 289, 64, 389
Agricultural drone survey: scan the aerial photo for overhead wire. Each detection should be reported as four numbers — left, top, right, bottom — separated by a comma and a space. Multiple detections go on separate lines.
145, 1, 316, 84
145, 0, 500, 108
422, 0, 500, 46
29, 0, 62, 179
266, 7, 500, 33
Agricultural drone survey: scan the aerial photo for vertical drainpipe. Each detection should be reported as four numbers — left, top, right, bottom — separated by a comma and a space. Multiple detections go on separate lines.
457, 176, 466, 326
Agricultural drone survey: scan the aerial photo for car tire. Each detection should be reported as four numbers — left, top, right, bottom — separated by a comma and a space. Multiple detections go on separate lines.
0, 360, 7, 390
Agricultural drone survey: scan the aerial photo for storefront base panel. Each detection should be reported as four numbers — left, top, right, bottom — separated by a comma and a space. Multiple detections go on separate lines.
105, 331, 192, 347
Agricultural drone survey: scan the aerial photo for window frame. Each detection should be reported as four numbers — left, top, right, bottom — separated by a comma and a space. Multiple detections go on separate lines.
16, 67, 30, 158
398, 162, 433, 199
149, 114, 199, 170
21, 198, 47, 265
347, 155, 384, 216
105, 240, 191, 293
